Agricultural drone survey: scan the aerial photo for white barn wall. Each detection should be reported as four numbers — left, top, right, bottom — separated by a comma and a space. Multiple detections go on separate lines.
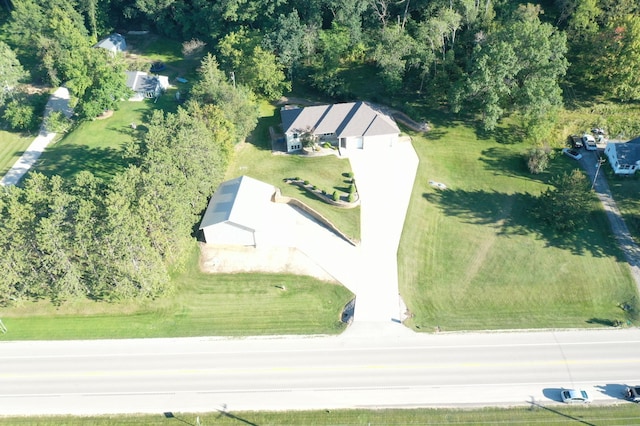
203, 222, 255, 246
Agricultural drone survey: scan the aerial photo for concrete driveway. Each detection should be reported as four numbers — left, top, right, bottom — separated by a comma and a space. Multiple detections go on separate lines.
346, 141, 419, 323
0, 87, 72, 186
201, 140, 419, 327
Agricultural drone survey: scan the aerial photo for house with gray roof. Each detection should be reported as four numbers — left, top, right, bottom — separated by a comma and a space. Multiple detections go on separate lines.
94, 33, 126, 55
604, 137, 640, 175
280, 101, 400, 153
125, 71, 169, 101
199, 176, 277, 246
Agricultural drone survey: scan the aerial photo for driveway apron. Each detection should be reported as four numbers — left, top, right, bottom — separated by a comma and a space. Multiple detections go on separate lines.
348, 141, 419, 322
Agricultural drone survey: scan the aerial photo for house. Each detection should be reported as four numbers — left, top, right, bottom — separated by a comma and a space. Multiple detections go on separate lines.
604, 137, 640, 175
199, 176, 277, 246
94, 33, 126, 54
125, 71, 169, 101
280, 101, 400, 153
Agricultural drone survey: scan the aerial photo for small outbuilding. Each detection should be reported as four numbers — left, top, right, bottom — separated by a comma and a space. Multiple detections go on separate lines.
604, 137, 640, 175
125, 71, 169, 101
199, 176, 277, 246
94, 33, 127, 54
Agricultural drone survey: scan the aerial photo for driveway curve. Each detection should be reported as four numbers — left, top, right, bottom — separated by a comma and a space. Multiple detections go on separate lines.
0, 87, 72, 187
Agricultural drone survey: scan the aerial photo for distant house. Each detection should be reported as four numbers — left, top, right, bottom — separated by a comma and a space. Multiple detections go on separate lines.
125, 71, 169, 101
199, 176, 276, 246
280, 101, 400, 153
94, 33, 126, 55
604, 137, 640, 175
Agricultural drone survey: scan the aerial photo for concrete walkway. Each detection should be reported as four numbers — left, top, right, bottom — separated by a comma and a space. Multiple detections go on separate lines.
579, 150, 640, 293
0, 87, 72, 187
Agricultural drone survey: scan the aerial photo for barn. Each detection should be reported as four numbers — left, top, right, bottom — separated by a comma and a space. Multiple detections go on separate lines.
199, 176, 276, 246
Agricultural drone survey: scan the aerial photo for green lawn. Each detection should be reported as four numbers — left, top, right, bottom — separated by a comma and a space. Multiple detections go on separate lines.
31, 100, 158, 181
398, 119, 637, 331
228, 102, 361, 242
0, 129, 34, 177
0, 244, 353, 340
2, 404, 639, 425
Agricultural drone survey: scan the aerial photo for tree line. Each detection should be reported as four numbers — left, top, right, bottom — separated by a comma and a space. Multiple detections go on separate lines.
1, 0, 639, 304
0, 56, 257, 305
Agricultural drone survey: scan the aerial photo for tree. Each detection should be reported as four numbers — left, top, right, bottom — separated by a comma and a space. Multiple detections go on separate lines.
264, 10, 305, 79
454, 5, 568, 130
3, 99, 35, 131
245, 46, 290, 99
372, 25, 415, 91
533, 169, 593, 232
525, 147, 550, 174
599, 15, 640, 101
77, 49, 129, 119
0, 41, 27, 107
191, 54, 259, 143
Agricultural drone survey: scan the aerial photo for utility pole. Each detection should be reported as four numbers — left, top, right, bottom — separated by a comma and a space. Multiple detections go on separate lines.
592, 157, 606, 190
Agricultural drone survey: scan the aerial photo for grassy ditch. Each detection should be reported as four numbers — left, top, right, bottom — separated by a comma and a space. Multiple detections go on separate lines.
2, 404, 639, 425
0, 245, 353, 340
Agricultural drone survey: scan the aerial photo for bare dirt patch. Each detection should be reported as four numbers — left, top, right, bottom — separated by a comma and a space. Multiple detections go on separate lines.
199, 243, 338, 283
96, 110, 114, 120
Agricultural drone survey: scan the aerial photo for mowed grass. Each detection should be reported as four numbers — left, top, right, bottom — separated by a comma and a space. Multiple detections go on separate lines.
3, 404, 640, 425
0, 245, 353, 340
0, 130, 34, 176
398, 119, 637, 331
31, 100, 154, 181
227, 102, 361, 241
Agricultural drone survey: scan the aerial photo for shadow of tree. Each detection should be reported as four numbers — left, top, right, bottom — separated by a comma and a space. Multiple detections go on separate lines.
594, 383, 631, 400
423, 188, 624, 259
474, 122, 525, 145
479, 146, 584, 185
32, 143, 129, 182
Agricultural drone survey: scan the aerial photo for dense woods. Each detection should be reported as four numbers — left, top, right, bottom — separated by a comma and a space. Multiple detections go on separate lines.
1, 0, 639, 305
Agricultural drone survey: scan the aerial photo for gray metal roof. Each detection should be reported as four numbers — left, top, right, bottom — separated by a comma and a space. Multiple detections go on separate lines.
281, 101, 399, 138
199, 176, 276, 232
95, 33, 126, 52
125, 71, 159, 93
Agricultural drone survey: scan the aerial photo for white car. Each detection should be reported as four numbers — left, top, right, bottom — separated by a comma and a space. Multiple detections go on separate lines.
562, 148, 583, 160
561, 389, 591, 404
582, 134, 597, 151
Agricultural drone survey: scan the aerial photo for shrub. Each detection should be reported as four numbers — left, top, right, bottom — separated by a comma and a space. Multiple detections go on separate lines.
526, 146, 550, 174
332, 191, 340, 202
348, 192, 355, 202
182, 39, 207, 58
295, 176, 300, 180
346, 172, 354, 178
3, 100, 35, 131
44, 111, 72, 133
349, 184, 356, 193
303, 180, 310, 185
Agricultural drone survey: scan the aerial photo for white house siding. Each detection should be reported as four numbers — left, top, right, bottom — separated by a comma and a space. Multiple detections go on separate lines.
203, 222, 255, 246
605, 143, 639, 175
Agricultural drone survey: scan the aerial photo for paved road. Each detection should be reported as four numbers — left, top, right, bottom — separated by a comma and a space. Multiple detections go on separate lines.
2, 327, 640, 415
0, 87, 72, 186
